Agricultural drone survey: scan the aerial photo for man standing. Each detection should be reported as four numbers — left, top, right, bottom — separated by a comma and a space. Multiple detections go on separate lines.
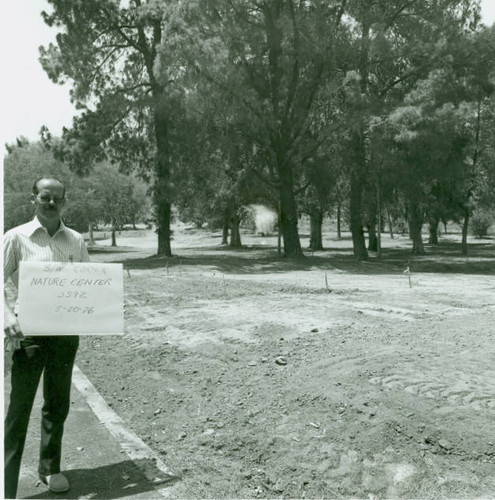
4, 177, 90, 498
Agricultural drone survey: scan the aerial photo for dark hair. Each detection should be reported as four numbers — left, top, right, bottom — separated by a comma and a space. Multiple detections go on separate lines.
32, 177, 66, 197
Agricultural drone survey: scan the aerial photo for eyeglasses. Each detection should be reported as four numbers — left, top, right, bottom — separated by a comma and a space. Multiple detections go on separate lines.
36, 195, 65, 204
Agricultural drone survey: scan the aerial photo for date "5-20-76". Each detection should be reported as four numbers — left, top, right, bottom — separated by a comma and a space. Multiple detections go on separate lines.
55, 305, 94, 314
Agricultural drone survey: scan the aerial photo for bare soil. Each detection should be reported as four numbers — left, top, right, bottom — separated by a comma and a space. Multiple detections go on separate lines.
76, 224, 495, 499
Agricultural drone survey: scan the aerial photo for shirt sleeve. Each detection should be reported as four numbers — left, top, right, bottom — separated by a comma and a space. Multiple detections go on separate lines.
3, 231, 19, 283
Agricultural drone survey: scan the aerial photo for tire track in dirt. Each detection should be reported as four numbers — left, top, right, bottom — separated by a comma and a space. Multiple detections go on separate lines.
368, 342, 495, 412
370, 374, 495, 411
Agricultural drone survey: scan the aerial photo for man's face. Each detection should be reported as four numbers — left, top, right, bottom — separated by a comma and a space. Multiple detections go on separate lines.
32, 179, 66, 221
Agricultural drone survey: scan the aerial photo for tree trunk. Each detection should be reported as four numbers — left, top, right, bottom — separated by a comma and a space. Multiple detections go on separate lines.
222, 218, 229, 245
462, 98, 480, 255
154, 102, 172, 257
222, 207, 230, 245
386, 209, 394, 239
156, 198, 172, 256
461, 209, 469, 255
88, 223, 95, 245
309, 208, 323, 250
336, 203, 342, 239
367, 221, 378, 252
349, 169, 368, 260
428, 216, 439, 245
111, 220, 117, 247
408, 200, 425, 255
230, 213, 242, 247
349, 21, 370, 262
376, 179, 382, 258
263, 1, 303, 260
278, 161, 303, 258
366, 181, 378, 252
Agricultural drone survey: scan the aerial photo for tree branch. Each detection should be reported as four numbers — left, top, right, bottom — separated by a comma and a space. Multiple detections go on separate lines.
136, 24, 154, 80
378, 66, 423, 97
90, 46, 123, 85
284, 0, 300, 128
335, 0, 348, 27
294, 180, 311, 196
226, 0, 263, 27
115, 82, 153, 94
113, 25, 141, 52
285, 62, 325, 165
385, 0, 420, 29
194, 63, 268, 125
247, 163, 281, 188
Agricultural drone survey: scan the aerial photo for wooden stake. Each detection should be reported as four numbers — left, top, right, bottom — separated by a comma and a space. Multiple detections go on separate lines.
325, 272, 331, 293
404, 266, 412, 288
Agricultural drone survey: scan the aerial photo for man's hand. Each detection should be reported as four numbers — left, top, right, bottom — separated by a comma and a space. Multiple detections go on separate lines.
4, 313, 24, 351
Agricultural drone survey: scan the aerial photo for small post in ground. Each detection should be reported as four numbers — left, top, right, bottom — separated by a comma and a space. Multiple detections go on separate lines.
404, 262, 412, 288
324, 272, 331, 293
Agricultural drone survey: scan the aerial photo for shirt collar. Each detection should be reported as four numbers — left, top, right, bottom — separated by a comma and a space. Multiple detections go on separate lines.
20, 216, 67, 237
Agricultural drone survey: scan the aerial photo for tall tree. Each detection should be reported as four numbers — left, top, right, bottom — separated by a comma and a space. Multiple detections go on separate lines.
40, 0, 178, 256
385, 22, 495, 254
338, 0, 481, 258
89, 163, 136, 246
160, 0, 345, 258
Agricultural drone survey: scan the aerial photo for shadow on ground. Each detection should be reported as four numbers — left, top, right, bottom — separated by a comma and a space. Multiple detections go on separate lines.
21, 459, 179, 500
88, 246, 137, 254
115, 241, 495, 276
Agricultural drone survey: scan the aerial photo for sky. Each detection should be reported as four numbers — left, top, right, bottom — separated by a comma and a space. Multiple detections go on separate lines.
1, 1, 495, 147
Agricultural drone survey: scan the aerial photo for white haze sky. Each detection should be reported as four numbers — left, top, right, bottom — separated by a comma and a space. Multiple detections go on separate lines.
1, 1, 495, 146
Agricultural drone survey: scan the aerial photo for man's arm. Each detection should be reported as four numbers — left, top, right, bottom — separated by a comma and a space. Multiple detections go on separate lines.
3, 232, 24, 349
4, 291, 23, 350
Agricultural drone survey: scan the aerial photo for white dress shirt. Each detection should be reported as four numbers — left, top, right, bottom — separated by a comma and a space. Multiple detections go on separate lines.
4, 217, 90, 290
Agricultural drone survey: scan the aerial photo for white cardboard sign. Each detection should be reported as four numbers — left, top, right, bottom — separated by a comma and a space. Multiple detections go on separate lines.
18, 261, 124, 335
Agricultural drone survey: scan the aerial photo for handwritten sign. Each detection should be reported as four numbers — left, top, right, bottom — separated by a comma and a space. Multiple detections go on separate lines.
18, 261, 124, 335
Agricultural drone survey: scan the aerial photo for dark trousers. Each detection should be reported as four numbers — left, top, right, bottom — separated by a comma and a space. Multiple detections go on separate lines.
4, 336, 79, 499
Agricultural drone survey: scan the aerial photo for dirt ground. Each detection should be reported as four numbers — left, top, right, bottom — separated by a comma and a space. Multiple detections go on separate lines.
76, 223, 495, 499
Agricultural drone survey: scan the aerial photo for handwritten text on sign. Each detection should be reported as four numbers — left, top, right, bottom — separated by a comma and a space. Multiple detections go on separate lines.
18, 261, 124, 335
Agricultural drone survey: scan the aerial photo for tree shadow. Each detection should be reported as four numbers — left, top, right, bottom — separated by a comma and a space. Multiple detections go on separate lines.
21, 459, 178, 500
88, 246, 137, 254
120, 240, 495, 276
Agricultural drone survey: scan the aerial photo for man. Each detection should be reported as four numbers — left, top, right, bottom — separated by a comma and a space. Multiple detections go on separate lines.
4, 177, 90, 498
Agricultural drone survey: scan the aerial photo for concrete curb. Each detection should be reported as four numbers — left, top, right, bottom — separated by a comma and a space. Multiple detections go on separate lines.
71, 365, 179, 498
